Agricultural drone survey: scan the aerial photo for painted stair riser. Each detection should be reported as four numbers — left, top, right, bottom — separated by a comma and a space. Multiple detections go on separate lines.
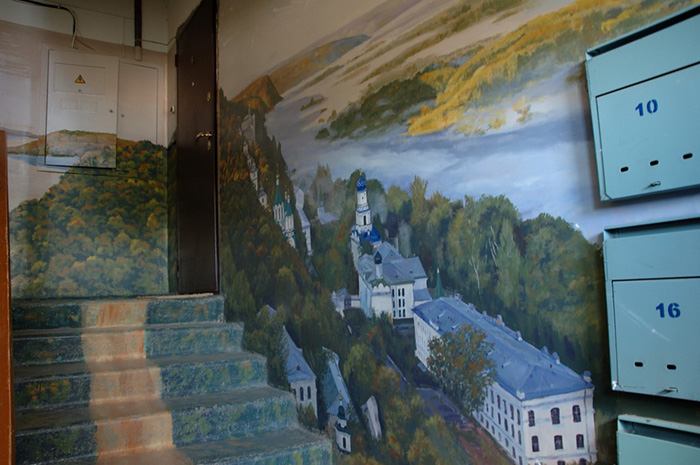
15, 422, 97, 465
173, 396, 298, 446
176, 428, 333, 465
13, 325, 243, 366
221, 446, 332, 465
15, 357, 267, 411
16, 395, 298, 464
188, 444, 333, 465
17, 412, 171, 464
39, 431, 333, 465
147, 298, 224, 325
12, 296, 224, 331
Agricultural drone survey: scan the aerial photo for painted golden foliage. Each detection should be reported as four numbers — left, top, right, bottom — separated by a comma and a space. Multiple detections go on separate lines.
407, 0, 696, 136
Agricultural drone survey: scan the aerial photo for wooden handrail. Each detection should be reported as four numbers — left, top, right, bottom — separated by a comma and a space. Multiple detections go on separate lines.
0, 130, 15, 463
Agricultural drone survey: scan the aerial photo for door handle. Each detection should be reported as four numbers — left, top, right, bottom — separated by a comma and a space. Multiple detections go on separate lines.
196, 131, 213, 140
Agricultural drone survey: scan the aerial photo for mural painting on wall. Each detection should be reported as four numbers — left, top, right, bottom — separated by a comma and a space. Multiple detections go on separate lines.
2, 25, 169, 298
7, 137, 168, 298
218, 0, 699, 463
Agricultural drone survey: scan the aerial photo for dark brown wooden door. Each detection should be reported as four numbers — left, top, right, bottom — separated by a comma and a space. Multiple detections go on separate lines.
176, 0, 219, 293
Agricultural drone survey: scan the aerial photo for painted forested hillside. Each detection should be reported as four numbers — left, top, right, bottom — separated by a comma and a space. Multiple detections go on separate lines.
218, 110, 508, 463
9, 139, 168, 298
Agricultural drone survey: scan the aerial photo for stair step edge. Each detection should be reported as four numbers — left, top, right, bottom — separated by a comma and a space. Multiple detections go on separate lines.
13, 323, 244, 367
12, 295, 225, 330
59, 428, 331, 465
14, 352, 269, 412
16, 386, 293, 432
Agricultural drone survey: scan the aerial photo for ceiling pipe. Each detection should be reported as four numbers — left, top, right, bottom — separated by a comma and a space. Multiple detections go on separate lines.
134, 0, 142, 60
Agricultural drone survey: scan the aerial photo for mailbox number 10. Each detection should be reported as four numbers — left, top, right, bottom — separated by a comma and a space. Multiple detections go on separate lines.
635, 99, 658, 116
656, 302, 680, 318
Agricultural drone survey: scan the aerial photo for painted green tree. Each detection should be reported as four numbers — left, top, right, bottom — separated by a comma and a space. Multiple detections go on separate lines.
428, 324, 495, 414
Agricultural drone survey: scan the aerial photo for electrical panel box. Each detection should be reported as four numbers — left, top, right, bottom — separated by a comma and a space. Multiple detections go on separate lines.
586, 5, 700, 201
603, 216, 700, 402
617, 415, 700, 465
46, 50, 119, 169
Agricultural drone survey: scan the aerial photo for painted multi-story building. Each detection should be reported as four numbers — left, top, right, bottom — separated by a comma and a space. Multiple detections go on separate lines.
357, 242, 431, 320
414, 298, 596, 465
350, 171, 430, 320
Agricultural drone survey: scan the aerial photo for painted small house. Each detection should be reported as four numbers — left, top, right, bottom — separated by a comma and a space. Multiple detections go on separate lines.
283, 326, 318, 416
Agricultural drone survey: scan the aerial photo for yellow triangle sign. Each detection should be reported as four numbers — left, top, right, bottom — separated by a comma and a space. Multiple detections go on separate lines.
75, 75, 86, 84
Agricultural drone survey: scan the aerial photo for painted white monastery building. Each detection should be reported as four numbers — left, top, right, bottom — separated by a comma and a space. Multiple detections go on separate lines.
357, 242, 431, 320
350, 172, 431, 319
414, 298, 597, 465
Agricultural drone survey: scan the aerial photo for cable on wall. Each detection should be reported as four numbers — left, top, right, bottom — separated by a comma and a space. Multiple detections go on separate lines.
12, 0, 78, 48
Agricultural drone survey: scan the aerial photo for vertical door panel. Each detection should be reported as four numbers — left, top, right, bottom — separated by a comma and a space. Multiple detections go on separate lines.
176, 0, 219, 293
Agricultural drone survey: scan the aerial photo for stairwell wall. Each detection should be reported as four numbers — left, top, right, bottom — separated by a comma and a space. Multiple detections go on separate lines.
0, 0, 192, 299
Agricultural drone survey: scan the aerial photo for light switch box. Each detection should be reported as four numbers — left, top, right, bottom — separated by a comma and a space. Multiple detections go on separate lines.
617, 415, 700, 465
586, 5, 700, 201
604, 216, 700, 402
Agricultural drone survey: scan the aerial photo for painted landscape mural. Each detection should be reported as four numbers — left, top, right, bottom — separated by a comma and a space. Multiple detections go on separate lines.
8, 137, 169, 297
218, 0, 700, 464
1, 20, 171, 299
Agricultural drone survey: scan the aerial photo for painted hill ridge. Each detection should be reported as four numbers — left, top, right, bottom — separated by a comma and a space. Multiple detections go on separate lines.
9, 130, 115, 156
233, 75, 283, 114
8, 130, 146, 156
407, 0, 695, 135
269, 34, 370, 94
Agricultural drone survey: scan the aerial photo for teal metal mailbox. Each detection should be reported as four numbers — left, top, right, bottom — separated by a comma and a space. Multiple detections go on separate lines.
617, 415, 700, 465
586, 5, 700, 201
603, 216, 700, 402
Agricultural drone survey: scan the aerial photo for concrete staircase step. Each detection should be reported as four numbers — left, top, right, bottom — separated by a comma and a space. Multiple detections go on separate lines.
13, 322, 243, 366
15, 387, 300, 464
67, 427, 332, 465
12, 294, 332, 464
177, 427, 333, 464
12, 295, 224, 330
15, 352, 267, 411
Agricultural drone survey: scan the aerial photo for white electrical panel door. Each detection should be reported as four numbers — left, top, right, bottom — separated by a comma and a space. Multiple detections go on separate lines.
46, 50, 119, 168
118, 62, 159, 144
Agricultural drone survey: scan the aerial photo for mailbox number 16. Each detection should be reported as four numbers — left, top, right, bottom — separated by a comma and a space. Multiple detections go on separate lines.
656, 302, 680, 318
635, 99, 658, 116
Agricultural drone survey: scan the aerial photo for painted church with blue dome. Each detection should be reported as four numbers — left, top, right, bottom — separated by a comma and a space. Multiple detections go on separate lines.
350, 172, 430, 321
350, 174, 382, 267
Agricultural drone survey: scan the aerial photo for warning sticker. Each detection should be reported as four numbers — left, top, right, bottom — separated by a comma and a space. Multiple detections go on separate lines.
74, 75, 86, 84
